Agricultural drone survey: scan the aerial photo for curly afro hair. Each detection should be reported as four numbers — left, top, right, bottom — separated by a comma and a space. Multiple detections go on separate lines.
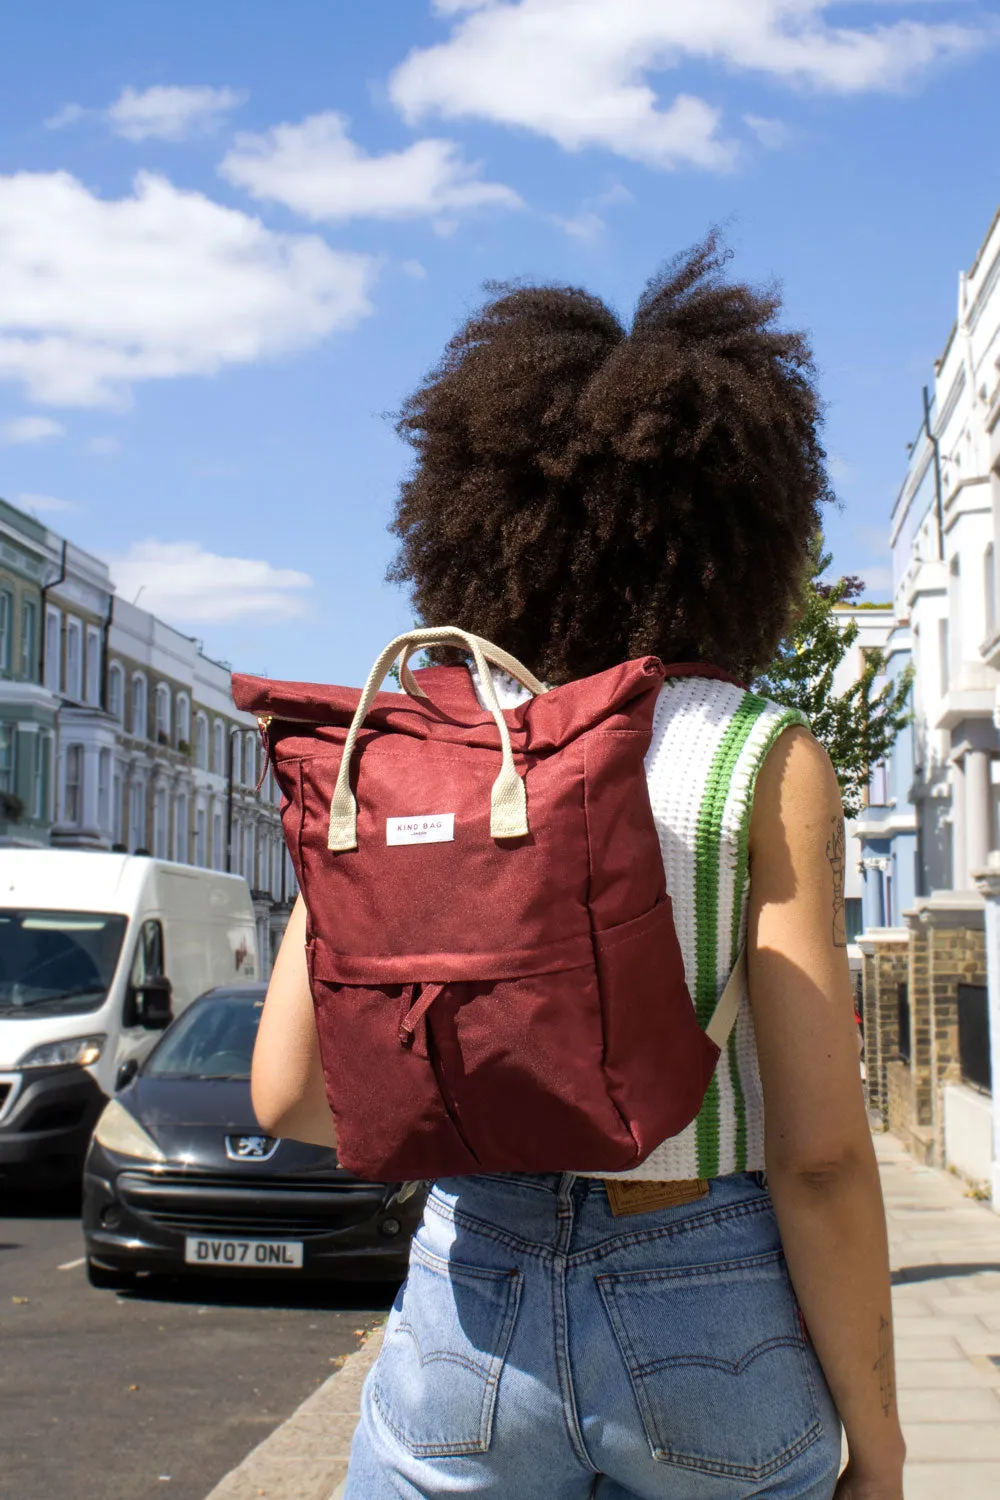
388, 234, 832, 684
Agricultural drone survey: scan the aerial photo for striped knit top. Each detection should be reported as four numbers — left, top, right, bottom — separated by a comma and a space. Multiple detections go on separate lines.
590, 674, 806, 1181
479, 668, 807, 1182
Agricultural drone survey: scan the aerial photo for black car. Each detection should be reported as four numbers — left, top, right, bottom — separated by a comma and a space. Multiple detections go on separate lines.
82, 984, 425, 1289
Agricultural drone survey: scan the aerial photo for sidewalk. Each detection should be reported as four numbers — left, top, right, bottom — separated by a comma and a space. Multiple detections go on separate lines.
206, 1134, 1000, 1500
875, 1132, 1000, 1499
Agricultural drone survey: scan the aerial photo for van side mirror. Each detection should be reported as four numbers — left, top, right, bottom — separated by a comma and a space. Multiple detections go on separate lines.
115, 1058, 139, 1091
134, 976, 173, 1031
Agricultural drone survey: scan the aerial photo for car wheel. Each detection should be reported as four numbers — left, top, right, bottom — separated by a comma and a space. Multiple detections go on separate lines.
86, 1258, 136, 1291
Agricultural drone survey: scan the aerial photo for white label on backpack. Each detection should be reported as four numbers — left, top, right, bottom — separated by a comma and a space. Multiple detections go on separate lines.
386, 814, 455, 846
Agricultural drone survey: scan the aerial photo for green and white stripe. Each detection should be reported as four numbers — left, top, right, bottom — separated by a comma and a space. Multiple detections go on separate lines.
593, 675, 806, 1183
481, 665, 806, 1182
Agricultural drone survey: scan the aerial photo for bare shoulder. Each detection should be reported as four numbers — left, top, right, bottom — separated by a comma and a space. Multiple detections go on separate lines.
750, 724, 842, 863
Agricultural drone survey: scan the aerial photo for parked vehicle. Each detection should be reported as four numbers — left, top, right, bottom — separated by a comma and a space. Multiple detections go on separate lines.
0, 851, 259, 1187
83, 983, 423, 1288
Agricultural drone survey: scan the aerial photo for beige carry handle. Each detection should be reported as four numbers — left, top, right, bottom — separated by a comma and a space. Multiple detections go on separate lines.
327, 627, 545, 852
397, 638, 546, 700
705, 946, 747, 1050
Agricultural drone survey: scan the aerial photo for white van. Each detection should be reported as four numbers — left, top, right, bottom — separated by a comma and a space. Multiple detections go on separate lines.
0, 851, 259, 1185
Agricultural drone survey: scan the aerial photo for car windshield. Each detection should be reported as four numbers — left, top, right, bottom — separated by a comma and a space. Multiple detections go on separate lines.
145, 993, 264, 1080
0, 910, 127, 1017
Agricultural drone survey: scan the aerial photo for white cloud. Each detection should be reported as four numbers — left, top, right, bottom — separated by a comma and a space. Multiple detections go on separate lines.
16, 492, 82, 515
828, 455, 857, 485
105, 540, 314, 623
0, 170, 375, 407
220, 111, 521, 221
0, 414, 65, 444
392, 1, 992, 169
88, 434, 122, 455
401, 259, 428, 278
744, 113, 792, 149
45, 103, 88, 131
556, 210, 606, 240
108, 84, 244, 142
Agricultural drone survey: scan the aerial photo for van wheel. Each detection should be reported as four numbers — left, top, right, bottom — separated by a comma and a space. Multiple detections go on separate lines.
86, 1258, 135, 1291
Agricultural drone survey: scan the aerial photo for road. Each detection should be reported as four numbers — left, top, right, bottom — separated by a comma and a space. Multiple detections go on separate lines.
0, 1186, 396, 1500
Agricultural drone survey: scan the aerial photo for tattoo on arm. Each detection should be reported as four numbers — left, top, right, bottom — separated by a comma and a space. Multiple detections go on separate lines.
874, 1315, 895, 1416
826, 818, 847, 948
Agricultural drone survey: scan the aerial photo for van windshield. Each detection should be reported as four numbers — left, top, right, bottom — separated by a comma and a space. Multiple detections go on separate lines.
0, 910, 127, 1017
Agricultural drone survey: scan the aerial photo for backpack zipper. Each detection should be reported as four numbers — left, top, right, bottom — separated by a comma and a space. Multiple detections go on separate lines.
254, 716, 272, 791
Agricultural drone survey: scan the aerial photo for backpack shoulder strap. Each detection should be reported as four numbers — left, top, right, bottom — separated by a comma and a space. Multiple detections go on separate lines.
705, 946, 746, 1050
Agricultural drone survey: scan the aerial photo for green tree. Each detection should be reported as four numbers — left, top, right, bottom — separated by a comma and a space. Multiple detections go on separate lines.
753, 544, 913, 818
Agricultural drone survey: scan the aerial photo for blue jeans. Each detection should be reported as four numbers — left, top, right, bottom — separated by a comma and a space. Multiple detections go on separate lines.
345, 1171, 842, 1498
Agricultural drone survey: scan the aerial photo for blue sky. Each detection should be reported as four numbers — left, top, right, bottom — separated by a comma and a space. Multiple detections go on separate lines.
1, 0, 998, 685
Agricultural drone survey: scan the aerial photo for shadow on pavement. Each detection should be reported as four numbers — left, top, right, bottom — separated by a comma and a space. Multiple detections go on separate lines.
115, 1271, 401, 1312
892, 1261, 1000, 1285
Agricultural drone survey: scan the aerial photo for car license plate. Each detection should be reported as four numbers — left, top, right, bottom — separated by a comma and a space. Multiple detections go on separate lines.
184, 1236, 303, 1269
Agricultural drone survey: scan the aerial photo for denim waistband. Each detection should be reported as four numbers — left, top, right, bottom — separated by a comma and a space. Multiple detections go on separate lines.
435, 1169, 766, 1199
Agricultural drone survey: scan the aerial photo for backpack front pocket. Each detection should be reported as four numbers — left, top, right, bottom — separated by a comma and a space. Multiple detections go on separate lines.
597, 1249, 822, 1480
372, 1240, 522, 1457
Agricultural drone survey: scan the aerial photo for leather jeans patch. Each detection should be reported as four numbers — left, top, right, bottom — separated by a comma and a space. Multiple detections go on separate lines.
602, 1178, 709, 1217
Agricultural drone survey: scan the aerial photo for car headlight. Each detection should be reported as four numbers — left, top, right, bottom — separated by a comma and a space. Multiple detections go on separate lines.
18, 1034, 106, 1069
92, 1099, 165, 1163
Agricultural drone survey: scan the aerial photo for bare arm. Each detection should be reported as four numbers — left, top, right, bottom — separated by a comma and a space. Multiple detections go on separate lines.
251, 894, 337, 1149
748, 727, 904, 1496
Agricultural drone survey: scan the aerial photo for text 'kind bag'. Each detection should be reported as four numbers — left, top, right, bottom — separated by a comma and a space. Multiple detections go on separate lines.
233, 628, 742, 1181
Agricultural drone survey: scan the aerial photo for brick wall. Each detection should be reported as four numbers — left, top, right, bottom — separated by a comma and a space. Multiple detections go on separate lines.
862, 903, 986, 1167
861, 934, 909, 1124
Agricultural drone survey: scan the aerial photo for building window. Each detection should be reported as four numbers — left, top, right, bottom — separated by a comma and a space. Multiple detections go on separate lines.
0, 725, 16, 795
213, 810, 224, 870
869, 760, 889, 807
108, 662, 124, 721
195, 807, 207, 867
20, 600, 37, 681
244, 731, 257, 789
65, 618, 83, 700
195, 713, 209, 770
131, 675, 148, 739
174, 794, 188, 863
985, 544, 997, 640
213, 720, 224, 775
244, 822, 255, 885
129, 781, 146, 851
153, 785, 169, 858
64, 744, 83, 825
32, 735, 48, 821
44, 608, 61, 692
155, 683, 171, 744
112, 766, 123, 842
85, 626, 101, 705
938, 618, 950, 697
176, 694, 191, 749
231, 731, 242, 787
98, 748, 111, 833
0, 590, 13, 675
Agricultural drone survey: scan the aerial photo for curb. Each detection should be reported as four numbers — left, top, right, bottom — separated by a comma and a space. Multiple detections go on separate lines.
203, 1325, 381, 1500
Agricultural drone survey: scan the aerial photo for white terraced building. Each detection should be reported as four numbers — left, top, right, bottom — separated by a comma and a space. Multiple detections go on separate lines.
0, 497, 295, 975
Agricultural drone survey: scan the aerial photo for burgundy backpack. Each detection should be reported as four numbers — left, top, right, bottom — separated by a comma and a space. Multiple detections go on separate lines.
232, 627, 744, 1181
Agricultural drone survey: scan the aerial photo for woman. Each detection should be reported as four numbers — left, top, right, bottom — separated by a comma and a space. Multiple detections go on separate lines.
252, 238, 905, 1500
